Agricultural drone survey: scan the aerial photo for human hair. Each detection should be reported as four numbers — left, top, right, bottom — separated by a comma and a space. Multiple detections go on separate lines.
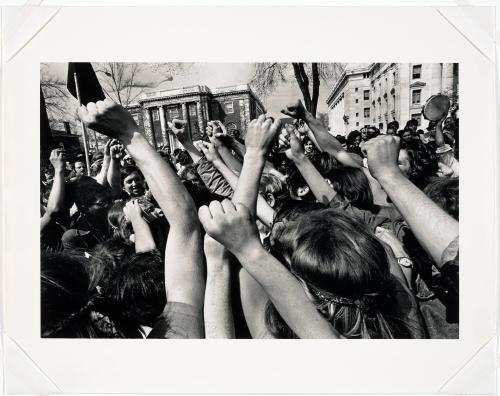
406, 148, 439, 189
326, 166, 374, 210
406, 119, 418, 128
424, 177, 459, 220
259, 173, 288, 210
107, 200, 132, 239
104, 251, 166, 327
285, 166, 315, 202
346, 130, 361, 147
309, 152, 339, 176
387, 121, 399, 131
336, 135, 346, 145
41, 252, 123, 338
68, 176, 111, 212
269, 208, 412, 339
87, 238, 135, 289
176, 150, 192, 166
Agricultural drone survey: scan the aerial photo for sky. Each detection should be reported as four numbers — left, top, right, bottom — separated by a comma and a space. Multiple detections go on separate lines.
44, 62, 335, 118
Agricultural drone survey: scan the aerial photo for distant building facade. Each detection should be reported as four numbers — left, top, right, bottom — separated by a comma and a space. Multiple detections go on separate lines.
326, 63, 458, 136
127, 84, 265, 150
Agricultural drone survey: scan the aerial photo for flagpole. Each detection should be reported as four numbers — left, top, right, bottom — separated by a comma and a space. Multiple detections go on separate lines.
73, 72, 91, 176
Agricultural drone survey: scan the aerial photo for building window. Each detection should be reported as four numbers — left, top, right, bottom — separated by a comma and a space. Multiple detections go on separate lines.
356, 112, 359, 117
411, 113, 421, 126
356, 122, 359, 126
364, 108, 370, 118
412, 89, 422, 105
363, 90, 370, 100
224, 101, 234, 114
167, 107, 179, 119
355, 99, 359, 104
151, 108, 159, 121
412, 65, 422, 79
355, 87, 358, 92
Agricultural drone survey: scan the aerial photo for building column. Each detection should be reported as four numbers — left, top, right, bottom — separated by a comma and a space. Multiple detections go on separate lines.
158, 105, 168, 148
196, 100, 205, 137
142, 108, 154, 146
441, 63, 454, 94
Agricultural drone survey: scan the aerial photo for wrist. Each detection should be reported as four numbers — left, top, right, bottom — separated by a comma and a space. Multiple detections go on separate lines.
244, 150, 266, 163
292, 153, 307, 164
54, 167, 65, 175
233, 239, 266, 265
374, 166, 403, 185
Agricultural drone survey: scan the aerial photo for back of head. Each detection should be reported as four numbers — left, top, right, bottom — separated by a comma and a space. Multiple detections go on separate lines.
424, 177, 459, 220
41, 252, 122, 338
107, 200, 132, 239
309, 152, 339, 176
68, 176, 111, 213
105, 251, 166, 327
259, 173, 288, 209
270, 208, 402, 338
326, 166, 373, 210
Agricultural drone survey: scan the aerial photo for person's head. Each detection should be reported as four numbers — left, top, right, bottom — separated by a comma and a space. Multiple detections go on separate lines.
121, 166, 145, 198
259, 173, 287, 209
232, 129, 241, 140
270, 208, 402, 338
366, 126, 379, 140
309, 152, 339, 176
74, 161, 86, 175
386, 121, 399, 136
70, 177, 112, 221
405, 119, 418, 133
41, 252, 122, 338
347, 130, 362, 147
336, 135, 347, 146
107, 200, 132, 240
398, 129, 412, 145
424, 177, 459, 220
285, 166, 315, 202
326, 167, 373, 210
105, 251, 166, 327
405, 148, 439, 189
303, 138, 315, 155
360, 128, 368, 141
176, 150, 192, 166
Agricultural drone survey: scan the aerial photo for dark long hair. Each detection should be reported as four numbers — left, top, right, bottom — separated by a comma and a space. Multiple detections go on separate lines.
326, 166, 374, 210
269, 208, 411, 339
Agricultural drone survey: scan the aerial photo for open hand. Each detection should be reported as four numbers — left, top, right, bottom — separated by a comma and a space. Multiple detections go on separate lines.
77, 99, 138, 143
198, 200, 261, 256
198, 141, 222, 164
245, 115, 281, 157
281, 99, 307, 119
279, 124, 305, 162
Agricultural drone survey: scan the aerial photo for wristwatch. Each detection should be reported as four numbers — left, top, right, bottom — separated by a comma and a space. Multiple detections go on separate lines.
397, 257, 414, 269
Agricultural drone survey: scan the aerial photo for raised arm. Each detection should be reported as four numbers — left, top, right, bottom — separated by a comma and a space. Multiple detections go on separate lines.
78, 99, 205, 307
95, 139, 111, 187
203, 234, 235, 338
279, 125, 337, 205
41, 149, 67, 232
107, 140, 124, 198
198, 200, 341, 339
282, 99, 362, 168
363, 135, 458, 267
434, 114, 447, 147
123, 199, 156, 253
168, 119, 203, 164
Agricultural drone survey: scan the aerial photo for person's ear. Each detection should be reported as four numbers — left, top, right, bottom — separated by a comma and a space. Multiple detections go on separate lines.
264, 193, 276, 208
297, 186, 310, 197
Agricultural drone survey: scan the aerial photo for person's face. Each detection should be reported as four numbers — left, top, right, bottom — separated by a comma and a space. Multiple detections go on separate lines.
86, 193, 112, 218
74, 161, 85, 175
409, 124, 417, 133
398, 149, 411, 176
387, 128, 397, 136
304, 140, 314, 154
361, 130, 368, 140
402, 131, 412, 142
123, 171, 145, 197
353, 136, 361, 146
367, 128, 377, 138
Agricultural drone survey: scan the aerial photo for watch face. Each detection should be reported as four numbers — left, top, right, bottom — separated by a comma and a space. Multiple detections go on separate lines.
398, 258, 413, 268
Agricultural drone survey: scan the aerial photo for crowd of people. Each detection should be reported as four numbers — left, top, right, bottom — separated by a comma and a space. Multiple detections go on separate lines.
40, 96, 459, 339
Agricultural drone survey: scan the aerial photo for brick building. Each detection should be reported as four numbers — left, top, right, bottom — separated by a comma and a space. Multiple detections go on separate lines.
326, 63, 458, 136
127, 84, 265, 150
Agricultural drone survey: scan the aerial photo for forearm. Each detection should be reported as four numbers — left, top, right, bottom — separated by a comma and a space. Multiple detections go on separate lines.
377, 169, 459, 267
107, 158, 122, 198
213, 159, 275, 227
217, 144, 242, 173
232, 151, 265, 215
95, 156, 110, 186
46, 169, 66, 215
435, 123, 445, 147
294, 156, 337, 205
204, 264, 235, 338
180, 140, 203, 164
236, 246, 341, 339
126, 132, 198, 229
130, 218, 156, 253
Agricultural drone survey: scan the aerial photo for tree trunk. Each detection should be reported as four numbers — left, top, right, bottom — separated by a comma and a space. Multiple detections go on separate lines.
292, 63, 312, 113
310, 63, 320, 117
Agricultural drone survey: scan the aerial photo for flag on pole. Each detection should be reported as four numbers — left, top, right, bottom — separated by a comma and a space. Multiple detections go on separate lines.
66, 62, 105, 105
40, 87, 56, 166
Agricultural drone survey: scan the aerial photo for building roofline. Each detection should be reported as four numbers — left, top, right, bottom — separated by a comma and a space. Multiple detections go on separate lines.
326, 64, 375, 105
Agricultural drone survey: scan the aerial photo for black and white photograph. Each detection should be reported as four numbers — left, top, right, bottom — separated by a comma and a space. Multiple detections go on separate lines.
40, 61, 459, 339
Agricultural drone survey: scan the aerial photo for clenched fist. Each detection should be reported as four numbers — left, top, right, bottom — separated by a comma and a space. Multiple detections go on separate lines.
198, 200, 261, 257
362, 135, 402, 181
245, 115, 281, 158
77, 99, 138, 142
281, 99, 307, 120
49, 148, 66, 172
167, 119, 190, 143
279, 124, 305, 162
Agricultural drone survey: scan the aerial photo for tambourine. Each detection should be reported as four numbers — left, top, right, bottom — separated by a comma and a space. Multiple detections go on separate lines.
422, 94, 450, 121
